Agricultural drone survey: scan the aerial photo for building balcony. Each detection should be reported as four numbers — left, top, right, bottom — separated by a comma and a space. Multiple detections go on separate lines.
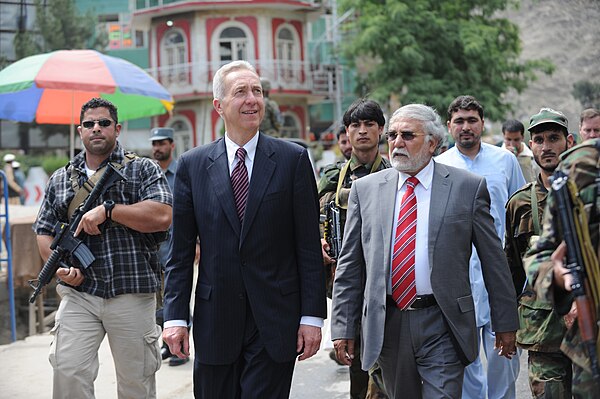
146, 59, 338, 99
133, 0, 324, 13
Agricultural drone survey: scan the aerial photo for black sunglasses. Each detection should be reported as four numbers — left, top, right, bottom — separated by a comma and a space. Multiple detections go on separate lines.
385, 131, 427, 141
81, 119, 114, 129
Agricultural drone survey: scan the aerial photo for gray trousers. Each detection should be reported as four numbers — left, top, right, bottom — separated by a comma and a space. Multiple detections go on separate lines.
50, 285, 161, 399
377, 304, 464, 399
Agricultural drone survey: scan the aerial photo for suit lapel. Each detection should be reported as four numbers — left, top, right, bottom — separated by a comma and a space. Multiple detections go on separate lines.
379, 169, 399, 279
428, 161, 451, 264
240, 134, 275, 245
207, 139, 241, 237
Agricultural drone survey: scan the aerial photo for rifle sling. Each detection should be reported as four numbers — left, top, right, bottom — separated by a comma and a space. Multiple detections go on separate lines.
335, 153, 383, 209
530, 182, 540, 236
67, 153, 137, 219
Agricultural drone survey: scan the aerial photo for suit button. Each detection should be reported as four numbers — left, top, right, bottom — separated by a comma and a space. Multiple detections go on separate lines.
238, 293, 245, 300
241, 260, 246, 266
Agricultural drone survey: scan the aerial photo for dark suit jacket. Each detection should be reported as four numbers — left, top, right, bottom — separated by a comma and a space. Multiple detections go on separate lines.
163, 133, 326, 365
331, 161, 519, 369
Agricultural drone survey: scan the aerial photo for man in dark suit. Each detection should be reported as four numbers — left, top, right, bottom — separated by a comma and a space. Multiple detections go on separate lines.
331, 104, 519, 398
162, 60, 326, 399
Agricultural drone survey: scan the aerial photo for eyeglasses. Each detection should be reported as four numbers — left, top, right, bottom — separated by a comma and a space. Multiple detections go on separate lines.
81, 119, 114, 129
385, 131, 427, 141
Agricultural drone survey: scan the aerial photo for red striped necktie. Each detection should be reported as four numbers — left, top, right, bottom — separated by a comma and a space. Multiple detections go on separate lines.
231, 147, 249, 221
391, 176, 419, 309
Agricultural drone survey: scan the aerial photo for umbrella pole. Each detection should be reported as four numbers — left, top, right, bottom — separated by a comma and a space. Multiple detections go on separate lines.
69, 123, 75, 159
70, 92, 75, 159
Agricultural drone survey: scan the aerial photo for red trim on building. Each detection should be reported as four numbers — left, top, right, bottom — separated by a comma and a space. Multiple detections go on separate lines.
134, 1, 317, 17
281, 105, 306, 139
234, 16, 258, 60
158, 109, 198, 147
211, 109, 222, 141
156, 19, 192, 66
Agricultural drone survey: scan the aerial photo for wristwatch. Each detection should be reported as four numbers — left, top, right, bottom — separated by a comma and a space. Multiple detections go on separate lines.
103, 200, 115, 221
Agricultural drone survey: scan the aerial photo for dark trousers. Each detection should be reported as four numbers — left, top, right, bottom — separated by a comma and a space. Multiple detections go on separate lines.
378, 304, 464, 399
193, 305, 295, 399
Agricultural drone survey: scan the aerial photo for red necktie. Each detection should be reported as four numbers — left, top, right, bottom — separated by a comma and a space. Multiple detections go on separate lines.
391, 176, 419, 309
231, 147, 249, 221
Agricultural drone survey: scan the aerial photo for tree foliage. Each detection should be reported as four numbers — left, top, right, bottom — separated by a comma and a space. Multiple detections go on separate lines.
13, 0, 107, 59
11, 0, 107, 148
339, 0, 554, 121
572, 80, 600, 110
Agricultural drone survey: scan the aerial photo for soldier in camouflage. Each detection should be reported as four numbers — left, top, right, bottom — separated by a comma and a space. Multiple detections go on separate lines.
505, 108, 574, 397
259, 78, 282, 137
525, 137, 600, 398
318, 99, 390, 399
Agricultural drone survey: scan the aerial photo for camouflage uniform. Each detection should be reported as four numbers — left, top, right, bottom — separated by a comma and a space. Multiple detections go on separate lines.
318, 153, 391, 399
525, 139, 600, 398
260, 97, 282, 137
505, 175, 571, 397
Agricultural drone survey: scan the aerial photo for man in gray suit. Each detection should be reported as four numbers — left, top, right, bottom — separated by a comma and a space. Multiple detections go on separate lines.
331, 104, 519, 398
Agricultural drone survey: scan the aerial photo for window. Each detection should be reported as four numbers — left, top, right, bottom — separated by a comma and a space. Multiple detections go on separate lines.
170, 119, 193, 158
160, 29, 188, 85
281, 112, 300, 138
219, 27, 248, 62
275, 26, 299, 82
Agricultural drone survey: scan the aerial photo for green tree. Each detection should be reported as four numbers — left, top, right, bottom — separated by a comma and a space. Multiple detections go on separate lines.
11, 0, 107, 152
14, 0, 107, 57
572, 80, 600, 110
339, 0, 554, 121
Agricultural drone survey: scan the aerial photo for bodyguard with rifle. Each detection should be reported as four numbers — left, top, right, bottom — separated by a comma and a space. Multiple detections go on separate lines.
525, 137, 600, 397
29, 162, 125, 303
33, 98, 172, 399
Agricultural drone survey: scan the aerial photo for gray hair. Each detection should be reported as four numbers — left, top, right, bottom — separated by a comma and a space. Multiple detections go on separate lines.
212, 60, 258, 100
389, 104, 447, 151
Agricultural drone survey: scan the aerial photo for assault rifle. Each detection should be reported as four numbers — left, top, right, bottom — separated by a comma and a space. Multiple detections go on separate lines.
322, 201, 343, 260
29, 163, 126, 303
551, 171, 600, 384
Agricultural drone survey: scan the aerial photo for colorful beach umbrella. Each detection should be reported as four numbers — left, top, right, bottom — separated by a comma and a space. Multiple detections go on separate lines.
0, 49, 174, 155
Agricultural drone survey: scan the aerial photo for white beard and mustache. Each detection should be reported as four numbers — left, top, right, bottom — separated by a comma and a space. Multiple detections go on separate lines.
390, 147, 431, 173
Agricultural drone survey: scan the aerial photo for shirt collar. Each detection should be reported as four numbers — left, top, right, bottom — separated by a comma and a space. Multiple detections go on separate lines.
224, 131, 259, 165
396, 158, 434, 191
73, 141, 125, 173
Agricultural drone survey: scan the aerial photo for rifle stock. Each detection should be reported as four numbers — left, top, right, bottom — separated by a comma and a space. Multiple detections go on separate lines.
551, 171, 600, 383
29, 163, 127, 303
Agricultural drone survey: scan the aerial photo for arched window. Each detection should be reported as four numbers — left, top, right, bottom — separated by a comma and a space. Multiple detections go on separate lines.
275, 26, 299, 82
170, 119, 193, 158
219, 27, 248, 62
280, 112, 300, 138
160, 29, 188, 85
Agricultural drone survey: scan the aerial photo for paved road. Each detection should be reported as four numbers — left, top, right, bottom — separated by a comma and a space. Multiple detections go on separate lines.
0, 332, 532, 398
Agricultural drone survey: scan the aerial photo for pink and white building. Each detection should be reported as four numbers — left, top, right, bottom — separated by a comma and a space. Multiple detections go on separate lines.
132, 0, 333, 155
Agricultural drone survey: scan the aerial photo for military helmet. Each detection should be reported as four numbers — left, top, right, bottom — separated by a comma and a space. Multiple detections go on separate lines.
260, 77, 271, 91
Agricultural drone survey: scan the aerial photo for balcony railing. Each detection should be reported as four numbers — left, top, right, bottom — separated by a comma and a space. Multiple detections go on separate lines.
134, 0, 325, 11
146, 59, 338, 97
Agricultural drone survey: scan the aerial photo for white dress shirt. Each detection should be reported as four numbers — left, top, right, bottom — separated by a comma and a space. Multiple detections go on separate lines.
388, 159, 435, 295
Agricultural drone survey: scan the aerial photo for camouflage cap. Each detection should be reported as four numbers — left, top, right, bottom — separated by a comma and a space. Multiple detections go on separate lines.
528, 108, 568, 132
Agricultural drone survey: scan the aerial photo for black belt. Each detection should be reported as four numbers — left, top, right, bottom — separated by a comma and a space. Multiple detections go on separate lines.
387, 294, 437, 310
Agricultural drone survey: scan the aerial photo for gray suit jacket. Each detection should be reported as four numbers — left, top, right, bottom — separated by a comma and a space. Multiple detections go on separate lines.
331, 161, 518, 369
